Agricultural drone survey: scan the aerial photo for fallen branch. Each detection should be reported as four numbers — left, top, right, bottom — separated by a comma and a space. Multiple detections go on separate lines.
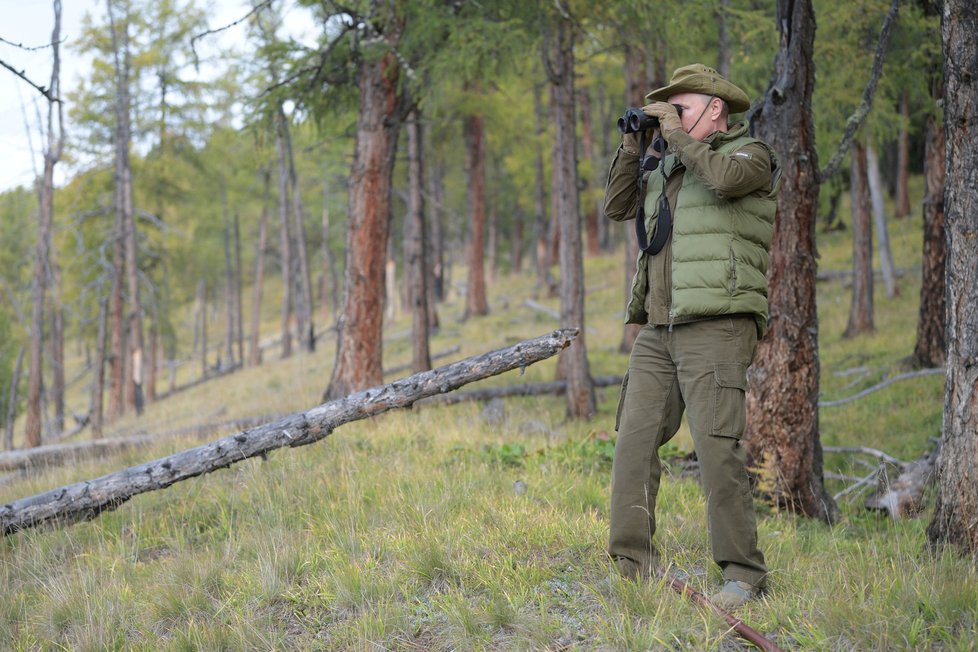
523, 298, 560, 320
417, 374, 622, 406
818, 367, 943, 408
823, 445, 906, 466
0, 415, 283, 473
832, 467, 882, 501
1, 330, 577, 536
663, 572, 784, 652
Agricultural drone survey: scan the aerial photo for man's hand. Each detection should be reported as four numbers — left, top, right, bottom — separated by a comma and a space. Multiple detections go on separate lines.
622, 128, 661, 157
645, 102, 683, 141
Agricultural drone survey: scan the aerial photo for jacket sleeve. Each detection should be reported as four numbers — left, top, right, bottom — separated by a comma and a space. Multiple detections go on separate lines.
667, 132, 772, 199
603, 145, 642, 222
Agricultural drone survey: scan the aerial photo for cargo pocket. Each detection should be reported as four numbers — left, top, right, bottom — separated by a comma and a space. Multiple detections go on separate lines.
614, 372, 629, 432
711, 362, 747, 437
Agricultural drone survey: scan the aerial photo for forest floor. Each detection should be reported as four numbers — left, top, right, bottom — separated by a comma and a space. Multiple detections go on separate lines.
2, 193, 976, 650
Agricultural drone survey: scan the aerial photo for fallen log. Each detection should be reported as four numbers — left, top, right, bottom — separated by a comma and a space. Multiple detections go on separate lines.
818, 367, 943, 408
0, 415, 283, 473
864, 441, 940, 518
417, 374, 623, 406
1, 330, 577, 536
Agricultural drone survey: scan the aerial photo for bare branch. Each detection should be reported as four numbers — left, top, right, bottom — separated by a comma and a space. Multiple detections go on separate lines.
818, 0, 899, 183
0, 58, 60, 103
818, 367, 944, 408
189, 0, 275, 68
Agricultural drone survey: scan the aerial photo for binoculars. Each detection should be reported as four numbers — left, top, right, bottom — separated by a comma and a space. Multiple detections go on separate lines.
617, 104, 684, 134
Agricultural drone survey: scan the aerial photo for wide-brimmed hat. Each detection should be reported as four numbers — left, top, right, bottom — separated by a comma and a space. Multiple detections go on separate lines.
645, 63, 751, 114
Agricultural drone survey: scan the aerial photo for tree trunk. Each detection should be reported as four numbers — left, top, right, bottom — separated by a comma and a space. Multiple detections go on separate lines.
744, 0, 838, 523
532, 83, 553, 294
249, 169, 270, 368
844, 141, 876, 338
275, 126, 294, 359
895, 88, 911, 218
234, 212, 244, 363
281, 107, 314, 352
426, 159, 445, 303
319, 179, 339, 325
5, 347, 24, 450
324, 48, 403, 401
223, 197, 235, 370
511, 206, 524, 274
405, 108, 431, 374
549, 16, 595, 420
463, 109, 490, 319
146, 311, 157, 404
2, 330, 577, 536
866, 142, 899, 298
91, 298, 108, 440
488, 195, 498, 281
578, 86, 601, 257
911, 99, 946, 369
49, 258, 65, 435
196, 280, 207, 380
619, 45, 650, 355
927, 0, 978, 557
716, 0, 731, 78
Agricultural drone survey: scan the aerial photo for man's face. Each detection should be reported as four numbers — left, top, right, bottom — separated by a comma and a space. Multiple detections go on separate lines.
667, 92, 721, 141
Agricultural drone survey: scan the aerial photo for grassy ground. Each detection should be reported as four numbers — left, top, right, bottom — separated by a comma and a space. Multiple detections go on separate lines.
2, 188, 976, 650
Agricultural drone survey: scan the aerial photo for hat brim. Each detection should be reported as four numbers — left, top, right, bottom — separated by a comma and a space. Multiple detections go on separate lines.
645, 83, 751, 114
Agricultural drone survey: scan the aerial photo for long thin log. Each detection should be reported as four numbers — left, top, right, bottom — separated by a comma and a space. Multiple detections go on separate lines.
0, 415, 283, 473
818, 368, 943, 407
418, 374, 622, 406
865, 441, 940, 517
823, 445, 905, 466
663, 573, 784, 652
1, 330, 578, 536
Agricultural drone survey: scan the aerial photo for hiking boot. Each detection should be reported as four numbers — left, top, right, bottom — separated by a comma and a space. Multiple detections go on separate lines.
709, 580, 759, 611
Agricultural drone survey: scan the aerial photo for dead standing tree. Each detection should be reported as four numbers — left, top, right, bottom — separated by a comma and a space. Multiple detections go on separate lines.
1, 330, 578, 536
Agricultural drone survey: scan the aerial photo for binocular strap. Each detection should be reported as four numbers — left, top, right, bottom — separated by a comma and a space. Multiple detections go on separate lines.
634, 133, 672, 256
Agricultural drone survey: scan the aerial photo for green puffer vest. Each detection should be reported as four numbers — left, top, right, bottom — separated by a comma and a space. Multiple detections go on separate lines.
625, 131, 781, 334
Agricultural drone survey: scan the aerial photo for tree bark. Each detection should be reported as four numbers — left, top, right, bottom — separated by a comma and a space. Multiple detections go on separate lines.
319, 179, 339, 325
91, 298, 107, 440
324, 47, 403, 401
744, 0, 838, 523
49, 258, 65, 435
844, 141, 876, 338
927, 0, 978, 557
911, 100, 946, 368
249, 169, 271, 368
223, 197, 235, 369
4, 347, 24, 450
511, 205, 524, 274
532, 83, 554, 295
578, 86, 601, 258
716, 0, 731, 78
24, 0, 64, 447
280, 107, 314, 352
405, 108, 431, 373
234, 212, 244, 364
463, 108, 490, 319
549, 16, 595, 420
426, 159, 446, 303
866, 142, 899, 298
2, 330, 578, 536
275, 124, 294, 359
895, 88, 911, 218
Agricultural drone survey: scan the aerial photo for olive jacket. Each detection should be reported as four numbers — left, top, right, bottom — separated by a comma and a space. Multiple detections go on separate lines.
603, 123, 782, 335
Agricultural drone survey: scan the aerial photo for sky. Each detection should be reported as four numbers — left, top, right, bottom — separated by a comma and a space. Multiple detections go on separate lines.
0, 0, 314, 194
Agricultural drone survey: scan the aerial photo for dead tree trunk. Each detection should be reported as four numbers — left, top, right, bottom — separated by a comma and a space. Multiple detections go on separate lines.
548, 15, 595, 420
1, 330, 578, 536
532, 83, 554, 295
405, 108, 431, 373
844, 141, 876, 338
927, 0, 978, 557
324, 47, 404, 401
196, 281, 207, 380
24, 0, 64, 447
49, 258, 65, 435
281, 106, 315, 352
912, 77, 946, 369
223, 198, 235, 369
866, 142, 899, 298
234, 212, 244, 363
249, 169, 271, 367
463, 107, 490, 319
744, 0, 838, 523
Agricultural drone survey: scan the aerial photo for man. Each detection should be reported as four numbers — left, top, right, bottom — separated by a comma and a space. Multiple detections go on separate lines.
603, 64, 781, 610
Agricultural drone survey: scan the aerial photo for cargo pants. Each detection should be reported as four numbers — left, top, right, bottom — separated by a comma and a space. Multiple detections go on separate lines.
609, 316, 767, 587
